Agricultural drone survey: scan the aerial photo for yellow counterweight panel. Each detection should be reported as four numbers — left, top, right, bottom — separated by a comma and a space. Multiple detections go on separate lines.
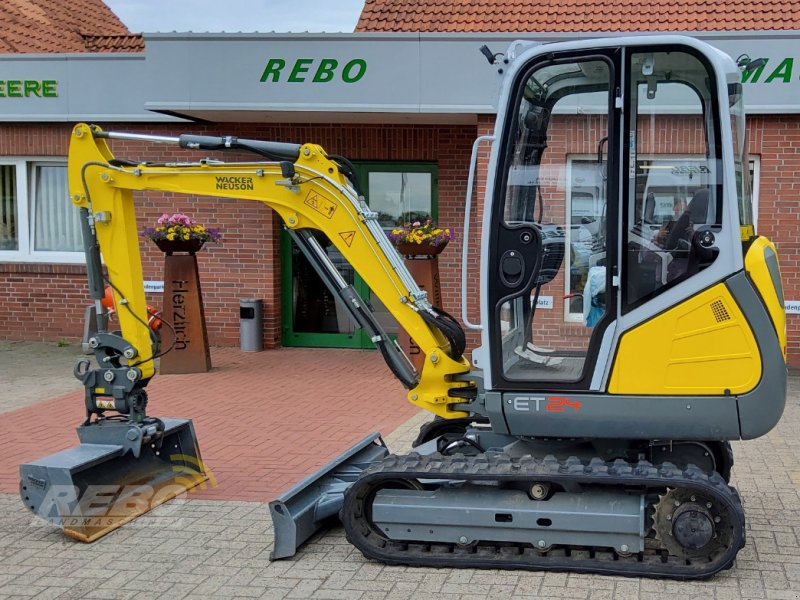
745, 237, 787, 361
609, 284, 762, 395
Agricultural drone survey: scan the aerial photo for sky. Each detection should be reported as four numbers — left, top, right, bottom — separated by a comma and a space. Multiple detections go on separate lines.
103, 0, 367, 33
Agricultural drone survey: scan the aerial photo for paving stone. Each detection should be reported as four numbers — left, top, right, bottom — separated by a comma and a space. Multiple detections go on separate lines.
588, 590, 617, 600
1, 347, 800, 600
539, 584, 589, 599
257, 590, 289, 600
286, 578, 323, 598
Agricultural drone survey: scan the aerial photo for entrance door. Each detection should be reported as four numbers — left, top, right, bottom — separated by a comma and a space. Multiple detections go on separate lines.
281, 162, 437, 348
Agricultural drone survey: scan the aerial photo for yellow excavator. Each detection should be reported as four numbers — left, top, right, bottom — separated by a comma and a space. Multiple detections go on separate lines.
21, 35, 786, 579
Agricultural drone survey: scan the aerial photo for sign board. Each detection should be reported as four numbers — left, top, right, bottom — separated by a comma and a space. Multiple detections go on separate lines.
3, 32, 800, 122
536, 296, 554, 310
144, 281, 164, 293
0, 54, 178, 122
142, 32, 800, 119
785, 301, 800, 314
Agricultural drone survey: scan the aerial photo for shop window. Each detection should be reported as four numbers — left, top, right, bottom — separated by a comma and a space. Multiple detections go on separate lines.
0, 160, 82, 262
0, 165, 17, 250
366, 169, 435, 228
281, 162, 437, 349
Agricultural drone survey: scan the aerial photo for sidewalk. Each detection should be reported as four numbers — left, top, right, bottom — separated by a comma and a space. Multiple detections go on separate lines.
0, 343, 419, 500
1, 342, 800, 599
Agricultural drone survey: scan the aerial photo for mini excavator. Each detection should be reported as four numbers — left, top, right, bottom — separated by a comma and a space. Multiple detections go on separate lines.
21, 36, 786, 579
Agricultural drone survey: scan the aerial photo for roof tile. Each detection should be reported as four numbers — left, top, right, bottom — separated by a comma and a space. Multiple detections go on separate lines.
357, 0, 800, 32
0, 0, 143, 53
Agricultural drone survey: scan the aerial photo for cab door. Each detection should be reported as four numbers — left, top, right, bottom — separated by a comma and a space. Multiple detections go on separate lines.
485, 49, 621, 391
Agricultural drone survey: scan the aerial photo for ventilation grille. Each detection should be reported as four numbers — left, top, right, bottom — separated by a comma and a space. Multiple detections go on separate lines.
711, 300, 731, 323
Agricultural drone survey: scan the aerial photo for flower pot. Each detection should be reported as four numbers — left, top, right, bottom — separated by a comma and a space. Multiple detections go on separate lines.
395, 240, 448, 257
154, 238, 205, 255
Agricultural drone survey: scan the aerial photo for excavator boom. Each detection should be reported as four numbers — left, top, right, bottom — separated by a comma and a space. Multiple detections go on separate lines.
21, 122, 473, 543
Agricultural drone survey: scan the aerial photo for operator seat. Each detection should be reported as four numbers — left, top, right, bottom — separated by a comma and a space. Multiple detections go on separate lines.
643, 192, 656, 224
665, 188, 711, 280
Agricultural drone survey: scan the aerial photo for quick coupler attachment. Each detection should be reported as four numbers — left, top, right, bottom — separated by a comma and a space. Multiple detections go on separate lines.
20, 418, 207, 542
269, 432, 389, 560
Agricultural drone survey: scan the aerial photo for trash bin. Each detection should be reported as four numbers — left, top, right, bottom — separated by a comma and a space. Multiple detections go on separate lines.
240, 299, 263, 352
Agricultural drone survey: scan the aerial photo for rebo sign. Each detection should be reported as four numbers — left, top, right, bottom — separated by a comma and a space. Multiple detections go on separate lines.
260, 58, 367, 84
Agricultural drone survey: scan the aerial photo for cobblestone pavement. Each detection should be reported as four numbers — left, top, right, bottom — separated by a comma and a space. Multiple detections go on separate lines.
0, 344, 418, 500
1, 343, 800, 599
0, 341, 85, 413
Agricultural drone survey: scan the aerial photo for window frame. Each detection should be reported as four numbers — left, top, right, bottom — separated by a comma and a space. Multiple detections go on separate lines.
749, 155, 761, 232
280, 160, 439, 350
352, 161, 439, 227
0, 157, 83, 264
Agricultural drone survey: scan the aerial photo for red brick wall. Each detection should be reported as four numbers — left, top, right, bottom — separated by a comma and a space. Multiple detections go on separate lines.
2, 117, 798, 366
0, 263, 90, 341
747, 116, 800, 364
0, 122, 476, 350
459, 115, 495, 352
0, 124, 87, 343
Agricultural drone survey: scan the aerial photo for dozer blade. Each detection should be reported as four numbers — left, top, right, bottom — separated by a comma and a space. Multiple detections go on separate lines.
20, 418, 207, 542
269, 432, 389, 560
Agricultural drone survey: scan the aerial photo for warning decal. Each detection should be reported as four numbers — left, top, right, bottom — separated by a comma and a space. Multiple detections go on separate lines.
339, 231, 355, 247
304, 190, 337, 219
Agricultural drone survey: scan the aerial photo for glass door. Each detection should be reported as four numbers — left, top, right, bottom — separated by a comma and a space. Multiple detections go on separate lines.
280, 230, 364, 348
486, 50, 620, 390
281, 162, 437, 348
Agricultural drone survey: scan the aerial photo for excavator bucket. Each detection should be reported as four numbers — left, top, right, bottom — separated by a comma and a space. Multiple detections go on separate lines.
20, 418, 207, 542
269, 432, 388, 559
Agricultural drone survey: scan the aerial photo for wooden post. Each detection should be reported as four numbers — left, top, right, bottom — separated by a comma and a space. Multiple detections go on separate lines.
159, 253, 212, 374
398, 255, 443, 372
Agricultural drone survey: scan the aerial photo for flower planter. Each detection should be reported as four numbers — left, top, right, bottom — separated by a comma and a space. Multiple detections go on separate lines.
395, 241, 448, 257
154, 239, 205, 255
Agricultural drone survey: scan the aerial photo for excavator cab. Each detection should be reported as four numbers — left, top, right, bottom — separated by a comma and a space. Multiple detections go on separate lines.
476, 38, 785, 437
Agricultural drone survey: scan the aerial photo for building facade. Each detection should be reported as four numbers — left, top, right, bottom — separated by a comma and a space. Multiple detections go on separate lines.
1, 2, 800, 366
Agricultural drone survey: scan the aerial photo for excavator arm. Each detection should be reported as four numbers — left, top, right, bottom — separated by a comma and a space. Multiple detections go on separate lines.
68, 123, 472, 418
20, 123, 476, 546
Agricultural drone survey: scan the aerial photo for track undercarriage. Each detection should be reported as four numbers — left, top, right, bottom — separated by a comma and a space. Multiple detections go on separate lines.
339, 422, 744, 579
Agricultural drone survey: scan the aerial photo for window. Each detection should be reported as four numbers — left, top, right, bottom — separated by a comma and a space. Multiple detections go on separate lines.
565, 154, 760, 321
623, 50, 723, 310
363, 167, 436, 229
565, 157, 607, 322
0, 159, 82, 262
494, 55, 612, 383
281, 162, 437, 349
0, 165, 16, 250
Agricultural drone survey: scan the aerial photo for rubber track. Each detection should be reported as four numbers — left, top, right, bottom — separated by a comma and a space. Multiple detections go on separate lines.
341, 453, 745, 580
